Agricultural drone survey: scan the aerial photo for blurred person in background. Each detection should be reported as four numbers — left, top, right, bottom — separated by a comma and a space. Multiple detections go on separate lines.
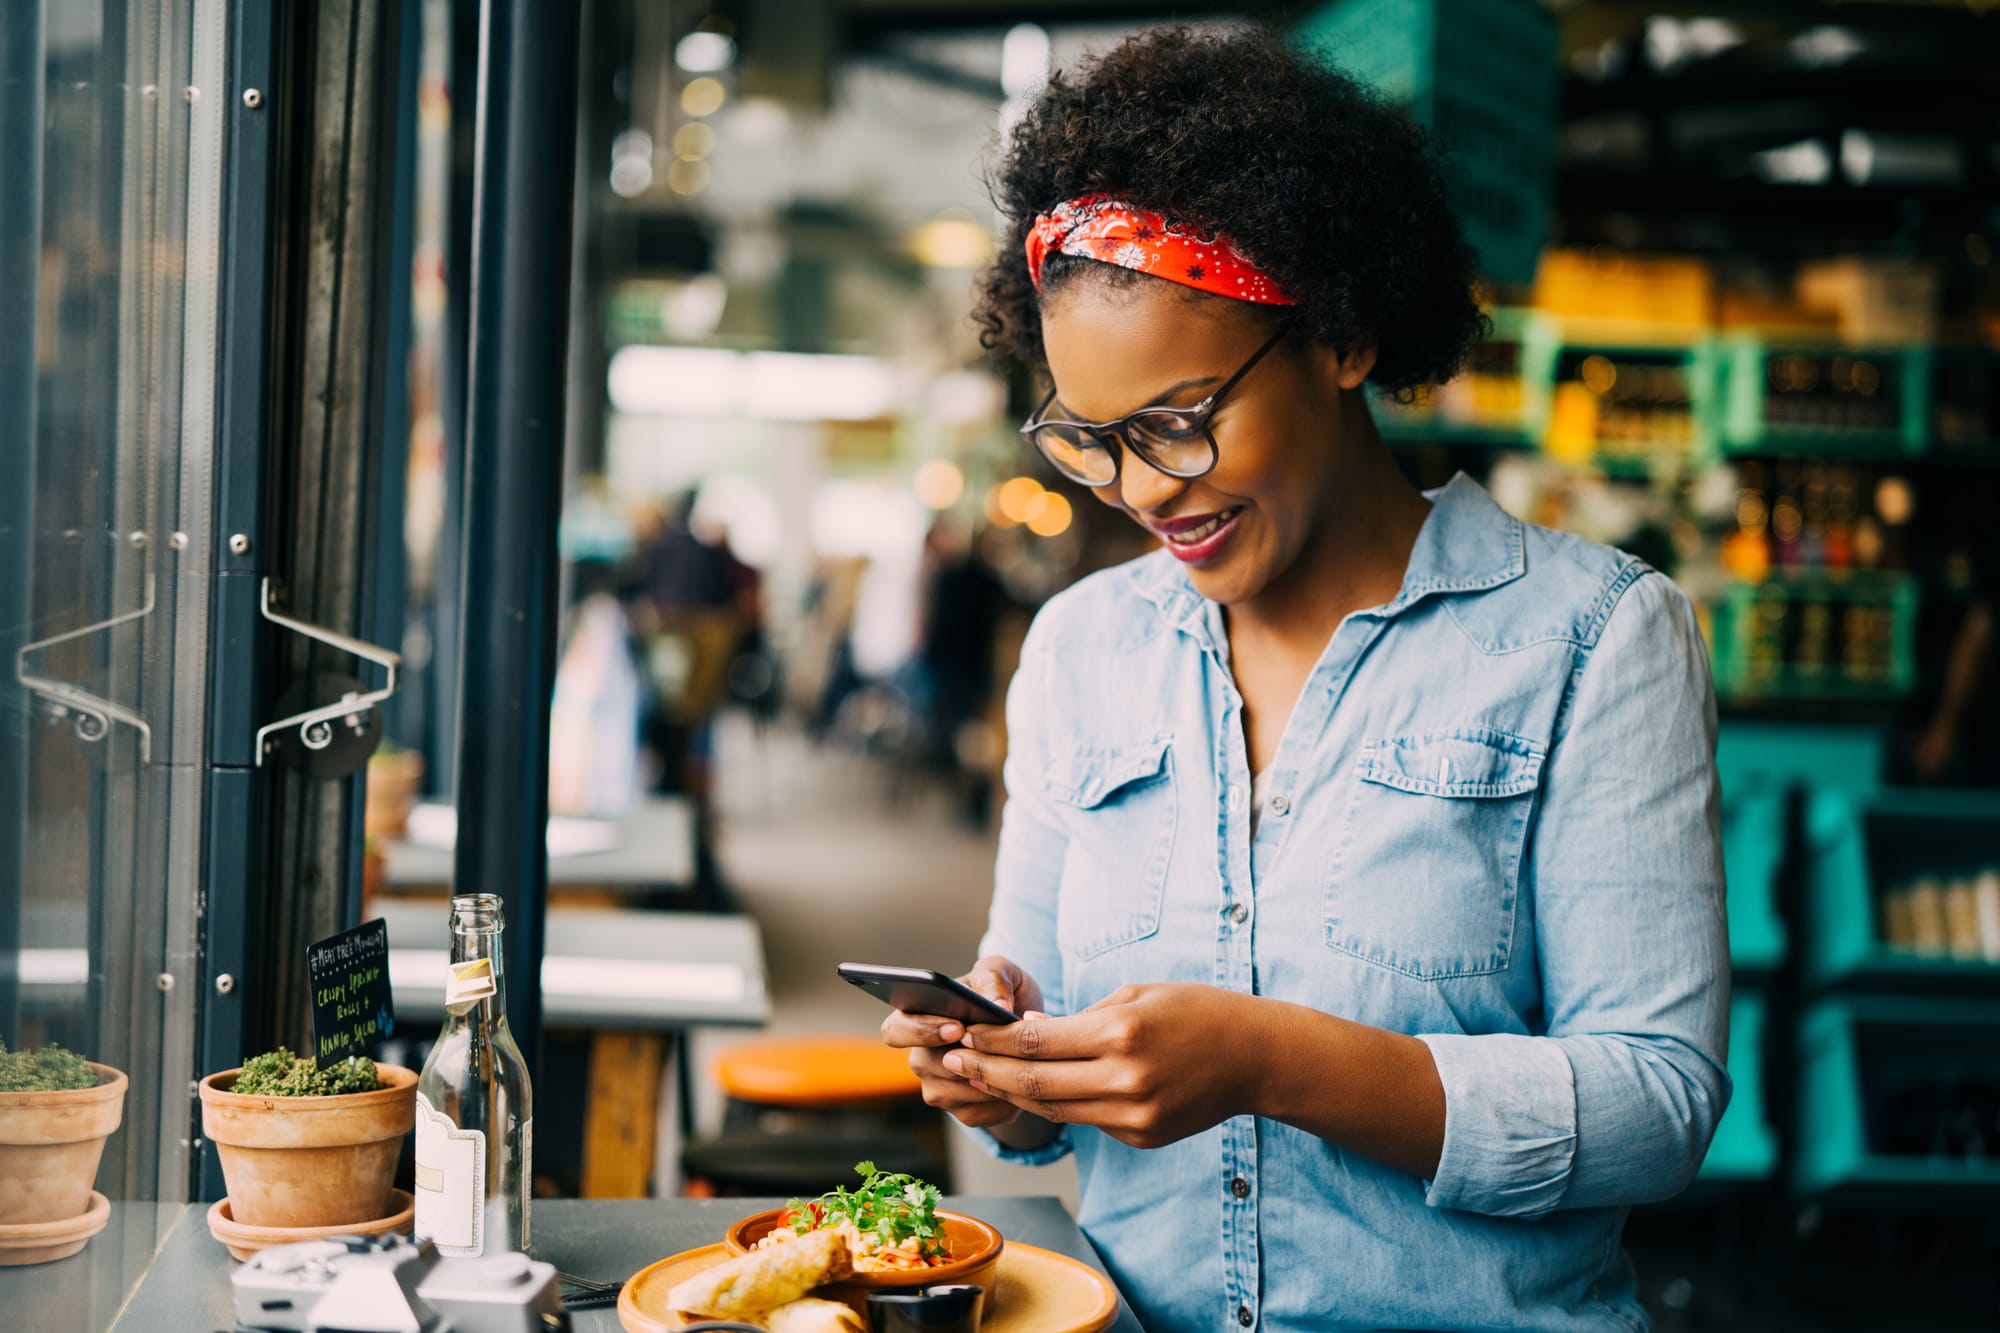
632, 491, 745, 805
919, 516, 1009, 823
1913, 502, 1998, 786
883, 27, 1728, 1333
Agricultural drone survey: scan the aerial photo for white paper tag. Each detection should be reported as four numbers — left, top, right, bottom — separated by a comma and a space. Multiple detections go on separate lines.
444, 958, 497, 1014
414, 1091, 486, 1256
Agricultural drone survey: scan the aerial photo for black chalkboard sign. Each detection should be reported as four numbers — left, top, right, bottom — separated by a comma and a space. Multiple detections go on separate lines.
307, 918, 396, 1066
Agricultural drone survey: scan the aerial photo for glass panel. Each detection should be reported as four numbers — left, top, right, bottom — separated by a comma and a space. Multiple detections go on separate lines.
0, 0, 224, 1312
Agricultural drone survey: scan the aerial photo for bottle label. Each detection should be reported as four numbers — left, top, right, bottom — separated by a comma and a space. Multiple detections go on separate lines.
414, 1091, 487, 1256
445, 958, 497, 1013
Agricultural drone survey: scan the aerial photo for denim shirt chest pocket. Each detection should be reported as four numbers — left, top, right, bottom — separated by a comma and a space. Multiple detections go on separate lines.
1326, 727, 1545, 980
1045, 738, 1177, 962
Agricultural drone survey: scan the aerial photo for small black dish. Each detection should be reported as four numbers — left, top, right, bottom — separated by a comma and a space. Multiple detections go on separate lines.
866, 1283, 986, 1333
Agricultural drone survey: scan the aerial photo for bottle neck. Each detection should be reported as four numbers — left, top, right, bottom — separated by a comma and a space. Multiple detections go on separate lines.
444, 897, 509, 1027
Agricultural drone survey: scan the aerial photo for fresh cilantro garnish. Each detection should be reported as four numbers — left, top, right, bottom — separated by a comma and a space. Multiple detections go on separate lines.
785, 1160, 949, 1262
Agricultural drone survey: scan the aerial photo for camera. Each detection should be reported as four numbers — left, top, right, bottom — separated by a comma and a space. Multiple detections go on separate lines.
230, 1233, 569, 1333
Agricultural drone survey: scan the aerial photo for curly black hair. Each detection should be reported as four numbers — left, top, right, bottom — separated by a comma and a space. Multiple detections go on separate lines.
974, 25, 1487, 398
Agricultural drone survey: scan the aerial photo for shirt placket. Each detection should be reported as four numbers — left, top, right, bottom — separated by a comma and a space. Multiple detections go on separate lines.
1208, 606, 1394, 1331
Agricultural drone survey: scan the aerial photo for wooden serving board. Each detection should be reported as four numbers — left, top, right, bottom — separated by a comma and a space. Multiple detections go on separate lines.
618, 1241, 1119, 1333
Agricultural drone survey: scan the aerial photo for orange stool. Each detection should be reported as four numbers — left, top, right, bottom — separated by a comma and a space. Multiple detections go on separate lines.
681, 1034, 950, 1198
714, 1036, 922, 1106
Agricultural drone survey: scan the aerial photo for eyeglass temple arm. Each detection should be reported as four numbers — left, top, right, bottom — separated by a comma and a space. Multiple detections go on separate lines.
1197, 320, 1295, 409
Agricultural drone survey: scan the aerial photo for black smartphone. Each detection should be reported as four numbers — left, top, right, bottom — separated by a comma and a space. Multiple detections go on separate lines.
836, 963, 1021, 1026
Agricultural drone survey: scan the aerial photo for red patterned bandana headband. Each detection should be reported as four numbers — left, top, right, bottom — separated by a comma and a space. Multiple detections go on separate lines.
1024, 194, 1296, 306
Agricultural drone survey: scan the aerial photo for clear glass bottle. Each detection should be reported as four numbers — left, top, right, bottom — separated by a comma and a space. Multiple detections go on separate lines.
414, 893, 533, 1256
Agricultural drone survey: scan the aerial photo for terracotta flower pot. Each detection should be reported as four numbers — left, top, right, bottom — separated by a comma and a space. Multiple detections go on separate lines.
365, 750, 424, 838
198, 1063, 416, 1229
0, 1063, 127, 1227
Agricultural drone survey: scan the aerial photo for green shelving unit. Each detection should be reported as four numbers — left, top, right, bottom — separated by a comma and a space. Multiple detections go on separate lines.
1719, 336, 1930, 459
1296, 0, 1557, 287
1707, 572, 1917, 704
1794, 997, 2000, 1202
1545, 335, 1722, 473
1803, 786, 2000, 993
1714, 721, 1883, 974
1698, 993, 1779, 1183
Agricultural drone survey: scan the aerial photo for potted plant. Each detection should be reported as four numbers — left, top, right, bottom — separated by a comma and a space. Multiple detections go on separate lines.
365, 741, 424, 839
198, 1046, 416, 1232
0, 1040, 126, 1264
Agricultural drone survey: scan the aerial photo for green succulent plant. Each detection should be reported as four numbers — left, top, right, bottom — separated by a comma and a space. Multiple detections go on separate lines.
0, 1038, 99, 1092
232, 1047, 381, 1097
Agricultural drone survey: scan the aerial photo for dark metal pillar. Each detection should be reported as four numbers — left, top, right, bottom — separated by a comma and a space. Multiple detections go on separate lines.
366, 0, 424, 750
426, 0, 482, 800
0, 2, 46, 1045
452, 0, 581, 1061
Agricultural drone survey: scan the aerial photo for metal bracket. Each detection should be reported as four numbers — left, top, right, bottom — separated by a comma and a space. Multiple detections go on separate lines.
254, 578, 402, 766
13, 575, 157, 762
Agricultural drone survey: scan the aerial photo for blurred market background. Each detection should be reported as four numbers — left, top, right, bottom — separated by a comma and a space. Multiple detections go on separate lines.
6, 0, 2000, 1328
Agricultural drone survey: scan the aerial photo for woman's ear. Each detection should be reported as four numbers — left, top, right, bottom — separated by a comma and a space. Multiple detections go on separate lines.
1305, 341, 1379, 395
1334, 346, 1378, 390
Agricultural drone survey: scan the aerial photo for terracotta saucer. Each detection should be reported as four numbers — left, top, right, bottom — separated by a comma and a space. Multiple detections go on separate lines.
207, 1188, 415, 1261
0, 1190, 112, 1266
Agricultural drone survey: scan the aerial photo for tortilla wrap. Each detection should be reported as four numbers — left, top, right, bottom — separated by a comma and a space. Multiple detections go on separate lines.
667, 1229, 853, 1319
753, 1297, 867, 1332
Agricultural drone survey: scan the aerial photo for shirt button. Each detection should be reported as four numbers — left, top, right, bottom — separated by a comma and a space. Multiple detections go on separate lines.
1229, 902, 1249, 924
1230, 1175, 1250, 1199
1237, 1306, 1254, 1327
1268, 793, 1290, 816
1227, 785, 1244, 812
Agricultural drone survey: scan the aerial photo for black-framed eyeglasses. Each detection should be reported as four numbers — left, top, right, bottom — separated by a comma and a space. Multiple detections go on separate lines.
1020, 321, 1294, 487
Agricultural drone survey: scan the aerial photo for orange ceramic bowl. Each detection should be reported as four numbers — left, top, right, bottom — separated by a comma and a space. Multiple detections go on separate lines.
723, 1207, 1004, 1316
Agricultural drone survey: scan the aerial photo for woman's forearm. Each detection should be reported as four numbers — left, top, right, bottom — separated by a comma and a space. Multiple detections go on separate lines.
1252, 997, 1447, 1181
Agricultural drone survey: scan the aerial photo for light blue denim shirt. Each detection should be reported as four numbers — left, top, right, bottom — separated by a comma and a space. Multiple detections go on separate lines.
975, 473, 1730, 1333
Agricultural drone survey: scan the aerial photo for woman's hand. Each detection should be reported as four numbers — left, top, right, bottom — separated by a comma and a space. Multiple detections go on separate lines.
943, 982, 1265, 1150
879, 956, 1047, 1132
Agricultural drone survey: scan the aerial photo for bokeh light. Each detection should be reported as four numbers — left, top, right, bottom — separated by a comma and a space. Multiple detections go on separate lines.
1025, 491, 1073, 537
997, 477, 1044, 524
913, 460, 965, 510
681, 77, 726, 117
666, 158, 711, 196
672, 122, 716, 159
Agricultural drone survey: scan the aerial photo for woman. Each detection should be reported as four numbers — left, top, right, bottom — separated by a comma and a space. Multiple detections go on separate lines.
882, 26, 1728, 1333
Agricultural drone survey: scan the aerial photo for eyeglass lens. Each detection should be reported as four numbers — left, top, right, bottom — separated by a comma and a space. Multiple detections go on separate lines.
1030, 411, 1215, 486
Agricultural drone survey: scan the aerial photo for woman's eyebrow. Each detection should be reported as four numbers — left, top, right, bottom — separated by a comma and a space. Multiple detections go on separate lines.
1054, 374, 1221, 420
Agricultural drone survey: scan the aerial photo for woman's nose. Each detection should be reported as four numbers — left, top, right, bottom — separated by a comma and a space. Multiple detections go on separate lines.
1113, 445, 1187, 515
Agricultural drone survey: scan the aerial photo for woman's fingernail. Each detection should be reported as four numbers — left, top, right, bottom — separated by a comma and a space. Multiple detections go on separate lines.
970, 1079, 991, 1094
942, 1052, 965, 1074
937, 1022, 963, 1042
1024, 1010, 1048, 1020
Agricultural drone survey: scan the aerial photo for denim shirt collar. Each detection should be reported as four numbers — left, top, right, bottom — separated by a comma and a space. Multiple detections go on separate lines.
1126, 472, 1527, 652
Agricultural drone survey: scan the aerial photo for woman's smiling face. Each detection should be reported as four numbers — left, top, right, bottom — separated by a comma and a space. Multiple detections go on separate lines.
1039, 277, 1375, 608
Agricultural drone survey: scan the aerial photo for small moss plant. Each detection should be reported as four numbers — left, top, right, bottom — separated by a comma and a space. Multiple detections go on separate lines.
0, 1038, 98, 1092
233, 1047, 381, 1097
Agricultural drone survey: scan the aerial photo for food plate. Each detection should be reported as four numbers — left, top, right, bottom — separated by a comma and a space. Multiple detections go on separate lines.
619, 1241, 1120, 1333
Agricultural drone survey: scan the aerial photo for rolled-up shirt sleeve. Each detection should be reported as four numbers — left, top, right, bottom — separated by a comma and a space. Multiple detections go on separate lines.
967, 611, 1075, 1167
1418, 570, 1731, 1218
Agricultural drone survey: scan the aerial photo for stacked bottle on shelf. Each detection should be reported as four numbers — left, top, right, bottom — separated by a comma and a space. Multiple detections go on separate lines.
1879, 869, 2000, 963
1718, 461, 1914, 693
1877, 1069, 2000, 1162
1762, 352, 1902, 435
